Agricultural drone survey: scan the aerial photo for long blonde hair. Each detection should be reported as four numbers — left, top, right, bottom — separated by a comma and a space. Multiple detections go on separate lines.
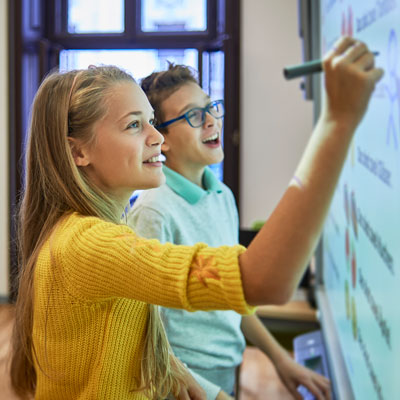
11, 66, 185, 398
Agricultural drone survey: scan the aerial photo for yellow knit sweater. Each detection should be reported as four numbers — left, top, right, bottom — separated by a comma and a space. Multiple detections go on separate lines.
32, 213, 253, 399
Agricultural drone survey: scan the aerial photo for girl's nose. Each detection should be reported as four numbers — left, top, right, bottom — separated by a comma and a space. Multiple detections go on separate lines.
148, 124, 164, 146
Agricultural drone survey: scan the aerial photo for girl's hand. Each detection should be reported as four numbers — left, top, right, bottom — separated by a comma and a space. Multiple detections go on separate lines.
322, 36, 384, 132
275, 354, 331, 400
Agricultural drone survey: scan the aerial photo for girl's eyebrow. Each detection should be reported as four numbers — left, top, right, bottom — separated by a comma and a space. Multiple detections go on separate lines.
119, 110, 155, 122
119, 111, 142, 122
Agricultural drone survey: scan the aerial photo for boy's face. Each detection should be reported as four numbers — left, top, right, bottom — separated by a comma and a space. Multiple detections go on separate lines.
160, 82, 224, 181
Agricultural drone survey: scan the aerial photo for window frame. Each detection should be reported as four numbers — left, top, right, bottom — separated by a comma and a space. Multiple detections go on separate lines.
135, 0, 216, 39
8, 0, 241, 299
47, 0, 218, 48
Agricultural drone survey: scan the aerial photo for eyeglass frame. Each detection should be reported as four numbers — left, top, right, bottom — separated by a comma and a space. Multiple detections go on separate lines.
156, 99, 225, 130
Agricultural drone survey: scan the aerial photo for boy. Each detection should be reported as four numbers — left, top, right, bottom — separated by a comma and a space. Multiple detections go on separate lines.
128, 64, 331, 400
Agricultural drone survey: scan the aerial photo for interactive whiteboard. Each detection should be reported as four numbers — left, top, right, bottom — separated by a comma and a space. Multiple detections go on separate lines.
319, 1, 400, 399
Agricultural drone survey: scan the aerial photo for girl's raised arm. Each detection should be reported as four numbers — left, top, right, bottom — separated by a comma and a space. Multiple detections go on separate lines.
239, 37, 384, 306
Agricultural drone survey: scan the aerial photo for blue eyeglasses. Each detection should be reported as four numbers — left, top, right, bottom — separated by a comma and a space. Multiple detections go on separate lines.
156, 99, 225, 129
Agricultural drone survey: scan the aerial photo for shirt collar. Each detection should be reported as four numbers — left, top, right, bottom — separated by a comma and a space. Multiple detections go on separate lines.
163, 165, 222, 204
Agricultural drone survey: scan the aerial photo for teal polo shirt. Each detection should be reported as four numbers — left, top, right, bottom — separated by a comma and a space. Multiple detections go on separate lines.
162, 165, 222, 204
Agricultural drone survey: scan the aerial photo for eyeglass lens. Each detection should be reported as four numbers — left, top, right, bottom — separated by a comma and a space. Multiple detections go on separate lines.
187, 101, 224, 127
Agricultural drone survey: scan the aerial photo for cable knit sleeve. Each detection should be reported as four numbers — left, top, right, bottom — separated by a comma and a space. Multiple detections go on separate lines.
53, 213, 254, 315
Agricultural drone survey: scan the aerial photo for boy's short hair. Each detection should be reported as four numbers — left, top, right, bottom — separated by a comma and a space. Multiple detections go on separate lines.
140, 63, 199, 131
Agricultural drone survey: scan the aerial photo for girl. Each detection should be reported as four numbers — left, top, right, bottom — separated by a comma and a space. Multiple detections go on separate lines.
11, 36, 382, 399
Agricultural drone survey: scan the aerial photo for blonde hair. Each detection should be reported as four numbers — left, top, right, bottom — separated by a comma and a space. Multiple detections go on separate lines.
11, 65, 185, 398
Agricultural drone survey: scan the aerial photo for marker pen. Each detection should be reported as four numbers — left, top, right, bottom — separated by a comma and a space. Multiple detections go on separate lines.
283, 52, 379, 80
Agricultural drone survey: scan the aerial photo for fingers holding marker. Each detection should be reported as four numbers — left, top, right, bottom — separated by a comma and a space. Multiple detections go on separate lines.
341, 41, 369, 64
367, 65, 384, 84
321, 36, 384, 128
283, 36, 381, 80
341, 42, 381, 76
347, 43, 384, 85
324, 35, 357, 60
333, 35, 358, 54
325, 37, 377, 70
326, 37, 384, 82
354, 51, 376, 71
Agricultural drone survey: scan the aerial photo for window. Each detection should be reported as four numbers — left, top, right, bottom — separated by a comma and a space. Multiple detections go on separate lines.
141, 0, 207, 33
202, 50, 224, 180
9, 0, 241, 293
60, 49, 198, 81
68, 0, 125, 33
53, 0, 226, 179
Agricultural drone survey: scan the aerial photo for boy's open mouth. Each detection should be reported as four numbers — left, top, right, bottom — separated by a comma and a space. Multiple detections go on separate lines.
202, 133, 219, 145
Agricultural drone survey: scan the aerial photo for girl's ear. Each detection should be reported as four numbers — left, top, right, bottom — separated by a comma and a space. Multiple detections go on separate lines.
68, 137, 90, 167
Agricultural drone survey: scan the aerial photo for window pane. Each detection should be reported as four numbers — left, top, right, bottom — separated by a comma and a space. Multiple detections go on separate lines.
203, 51, 225, 180
141, 0, 207, 32
202, 51, 224, 101
59, 48, 198, 81
68, 0, 124, 33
